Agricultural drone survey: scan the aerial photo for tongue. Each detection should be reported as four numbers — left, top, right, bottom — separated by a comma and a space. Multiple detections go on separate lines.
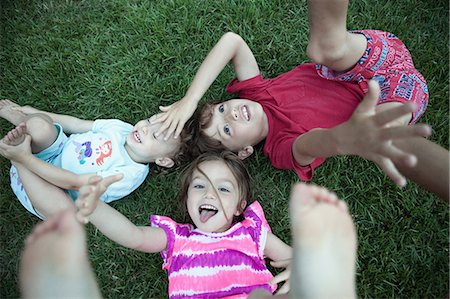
200, 210, 216, 223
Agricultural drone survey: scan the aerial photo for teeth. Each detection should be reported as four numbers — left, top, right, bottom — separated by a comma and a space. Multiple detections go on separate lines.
199, 204, 218, 211
134, 132, 141, 143
242, 106, 249, 121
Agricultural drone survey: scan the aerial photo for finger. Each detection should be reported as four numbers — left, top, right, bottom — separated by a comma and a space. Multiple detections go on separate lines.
149, 113, 163, 124
101, 173, 124, 187
355, 80, 380, 113
158, 104, 173, 112
174, 123, 185, 139
374, 103, 416, 126
270, 259, 290, 268
269, 270, 290, 285
155, 118, 172, 137
379, 124, 431, 141
379, 143, 417, 167
75, 211, 89, 224
88, 175, 102, 184
275, 282, 290, 295
375, 157, 406, 187
150, 113, 167, 125
164, 120, 180, 140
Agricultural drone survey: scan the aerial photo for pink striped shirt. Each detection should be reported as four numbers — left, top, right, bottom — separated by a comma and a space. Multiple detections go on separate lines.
150, 201, 277, 298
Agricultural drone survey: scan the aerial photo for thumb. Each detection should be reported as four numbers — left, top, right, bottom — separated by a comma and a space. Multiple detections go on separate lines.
23, 134, 32, 145
102, 173, 124, 187
159, 104, 173, 112
356, 79, 380, 113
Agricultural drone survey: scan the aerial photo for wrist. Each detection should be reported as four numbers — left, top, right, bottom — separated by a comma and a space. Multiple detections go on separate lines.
329, 124, 348, 156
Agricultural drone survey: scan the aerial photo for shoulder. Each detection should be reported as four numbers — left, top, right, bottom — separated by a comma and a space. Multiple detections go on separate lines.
92, 119, 133, 132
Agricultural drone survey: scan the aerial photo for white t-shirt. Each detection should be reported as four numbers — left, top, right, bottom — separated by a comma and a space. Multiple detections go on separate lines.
61, 119, 149, 202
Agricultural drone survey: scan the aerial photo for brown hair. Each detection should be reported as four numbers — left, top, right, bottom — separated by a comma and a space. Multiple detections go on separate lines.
179, 102, 229, 160
178, 151, 253, 225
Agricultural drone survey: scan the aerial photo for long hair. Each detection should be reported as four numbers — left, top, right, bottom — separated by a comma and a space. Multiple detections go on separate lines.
178, 151, 253, 225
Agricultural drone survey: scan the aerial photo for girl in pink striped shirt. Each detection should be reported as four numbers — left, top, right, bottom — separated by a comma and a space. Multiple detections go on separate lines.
78, 151, 292, 298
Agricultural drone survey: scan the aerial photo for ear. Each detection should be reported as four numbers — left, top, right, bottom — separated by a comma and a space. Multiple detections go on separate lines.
155, 157, 175, 168
234, 199, 248, 216
237, 146, 254, 160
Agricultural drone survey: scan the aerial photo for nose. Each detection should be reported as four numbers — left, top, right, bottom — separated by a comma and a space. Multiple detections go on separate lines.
226, 108, 239, 121
203, 186, 216, 200
142, 126, 148, 135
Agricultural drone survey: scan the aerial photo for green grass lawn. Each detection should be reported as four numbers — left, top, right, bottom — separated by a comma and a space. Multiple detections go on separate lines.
1, 0, 448, 298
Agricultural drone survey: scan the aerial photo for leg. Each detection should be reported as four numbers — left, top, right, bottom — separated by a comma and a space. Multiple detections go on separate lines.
306, 0, 367, 71
376, 103, 449, 201
289, 183, 357, 299
13, 162, 75, 218
20, 209, 101, 299
0, 99, 26, 124
0, 100, 57, 153
394, 138, 449, 201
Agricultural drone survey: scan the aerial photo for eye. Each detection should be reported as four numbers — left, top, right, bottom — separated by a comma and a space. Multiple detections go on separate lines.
223, 124, 231, 136
218, 187, 230, 193
218, 104, 225, 113
193, 184, 204, 189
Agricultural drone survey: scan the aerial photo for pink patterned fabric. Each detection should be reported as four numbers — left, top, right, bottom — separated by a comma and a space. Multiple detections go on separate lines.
150, 201, 277, 298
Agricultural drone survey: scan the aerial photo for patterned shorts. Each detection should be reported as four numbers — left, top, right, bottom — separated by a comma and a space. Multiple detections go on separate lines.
316, 29, 428, 124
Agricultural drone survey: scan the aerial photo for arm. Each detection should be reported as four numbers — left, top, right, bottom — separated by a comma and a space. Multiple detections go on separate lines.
76, 176, 168, 253
0, 135, 95, 190
153, 32, 260, 139
264, 232, 293, 294
292, 80, 432, 187
15, 105, 94, 134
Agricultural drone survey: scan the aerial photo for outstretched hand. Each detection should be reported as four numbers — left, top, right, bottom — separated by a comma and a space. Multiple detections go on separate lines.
150, 97, 198, 140
75, 174, 123, 224
269, 258, 291, 294
336, 80, 431, 187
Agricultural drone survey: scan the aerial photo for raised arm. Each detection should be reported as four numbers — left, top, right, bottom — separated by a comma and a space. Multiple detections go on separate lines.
153, 32, 260, 139
15, 104, 93, 134
76, 176, 167, 253
292, 80, 432, 187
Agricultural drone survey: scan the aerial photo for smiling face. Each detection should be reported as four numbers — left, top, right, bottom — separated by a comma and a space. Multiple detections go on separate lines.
186, 160, 246, 233
203, 99, 269, 152
125, 118, 180, 165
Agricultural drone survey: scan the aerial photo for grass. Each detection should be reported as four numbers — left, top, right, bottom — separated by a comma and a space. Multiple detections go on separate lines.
0, 0, 448, 298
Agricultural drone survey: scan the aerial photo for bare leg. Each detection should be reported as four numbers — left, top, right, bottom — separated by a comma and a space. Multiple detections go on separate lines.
376, 102, 449, 201
0, 99, 26, 124
290, 183, 357, 299
0, 99, 57, 153
20, 209, 101, 299
13, 162, 75, 218
394, 138, 449, 201
306, 0, 367, 71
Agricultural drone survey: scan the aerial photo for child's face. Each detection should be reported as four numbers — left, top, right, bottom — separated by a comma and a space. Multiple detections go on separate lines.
203, 99, 268, 151
125, 118, 180, 164
186, 160, 244, 233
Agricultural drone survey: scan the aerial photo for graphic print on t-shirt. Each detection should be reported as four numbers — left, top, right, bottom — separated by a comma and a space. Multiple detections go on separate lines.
72, 137, 113, 167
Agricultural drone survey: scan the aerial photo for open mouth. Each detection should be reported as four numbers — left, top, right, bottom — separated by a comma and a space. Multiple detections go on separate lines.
241, 105, 250, 121
199, 204, 218, 223
133, 131, 142, 143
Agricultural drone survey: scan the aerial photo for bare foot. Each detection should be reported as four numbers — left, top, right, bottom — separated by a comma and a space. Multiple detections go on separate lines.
3, 123, 27, 146
289, 183, 357, 299
0, 99, 26, 124
20, 209, 102, 299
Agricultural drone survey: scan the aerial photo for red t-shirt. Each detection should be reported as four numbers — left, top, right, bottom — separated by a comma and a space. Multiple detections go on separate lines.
226, 63, 364, 180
